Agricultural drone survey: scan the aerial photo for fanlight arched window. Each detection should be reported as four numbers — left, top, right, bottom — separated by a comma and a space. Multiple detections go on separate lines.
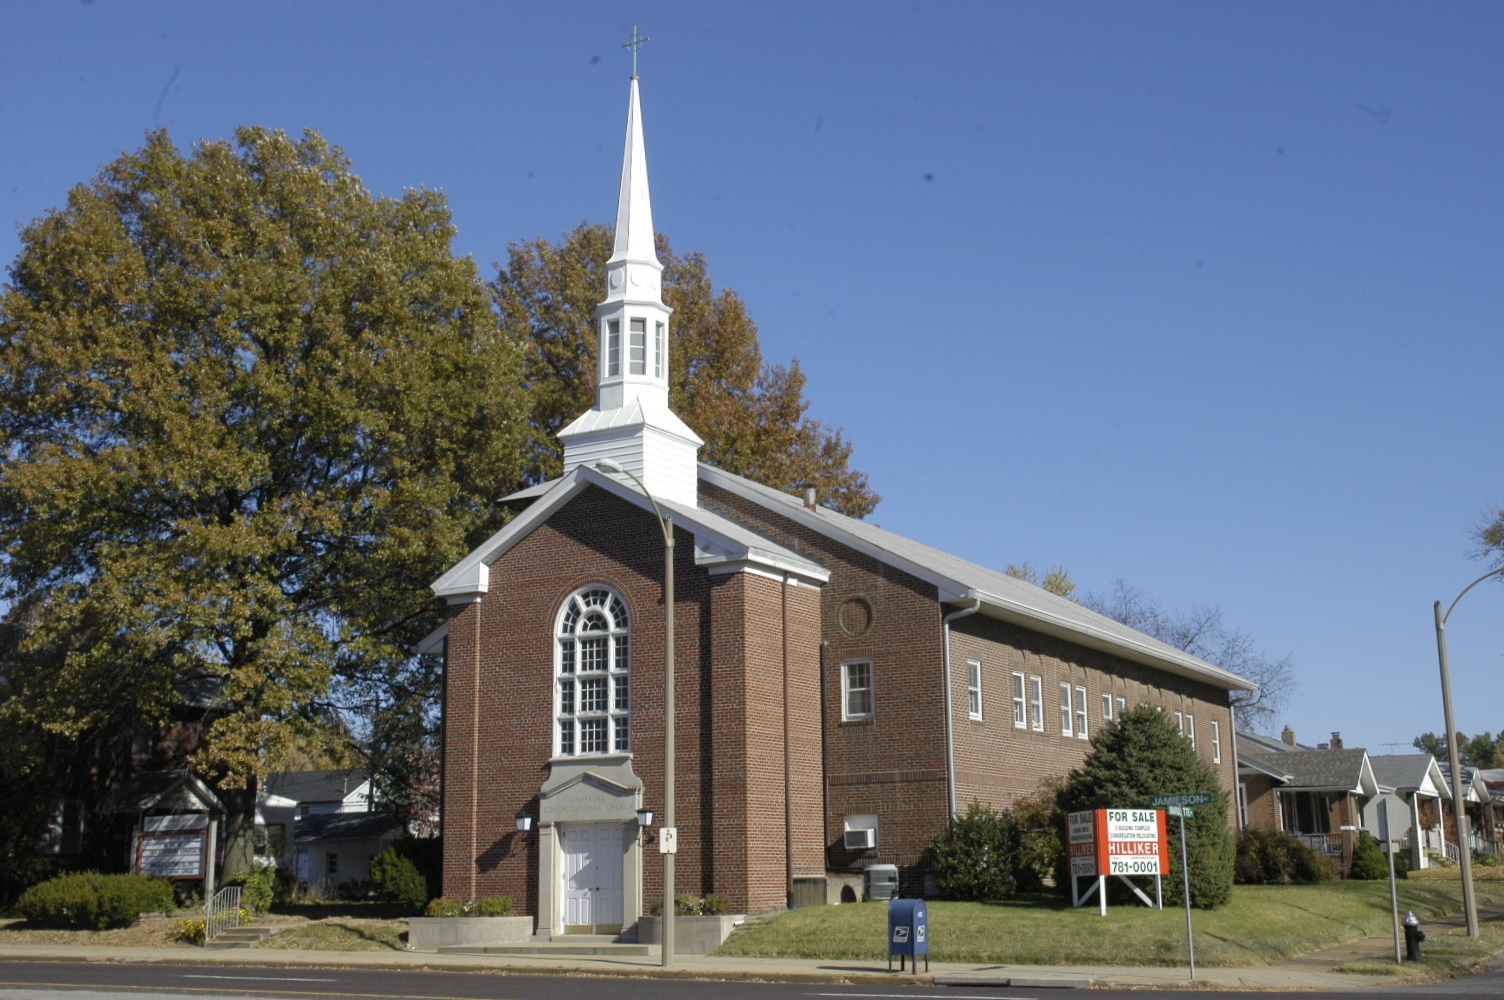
555, 587, 631, 756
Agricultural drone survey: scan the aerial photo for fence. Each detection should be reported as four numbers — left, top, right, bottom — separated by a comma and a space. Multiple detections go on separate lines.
204, 884, 243, 943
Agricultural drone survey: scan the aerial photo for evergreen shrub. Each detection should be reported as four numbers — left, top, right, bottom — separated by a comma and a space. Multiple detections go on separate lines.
370, 847, 428, 910
1234, 829, 1336, 884
1348, 832, 1389, 880
18, 872, 175, 929
1057, 705, 1234, 908
928, 802, 1020, 902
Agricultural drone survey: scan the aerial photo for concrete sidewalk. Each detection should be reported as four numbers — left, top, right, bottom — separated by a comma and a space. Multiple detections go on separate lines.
2, 908, 1494, 991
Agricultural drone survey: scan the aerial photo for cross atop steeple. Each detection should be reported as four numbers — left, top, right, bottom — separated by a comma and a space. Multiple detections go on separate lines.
622, 25, 649, 79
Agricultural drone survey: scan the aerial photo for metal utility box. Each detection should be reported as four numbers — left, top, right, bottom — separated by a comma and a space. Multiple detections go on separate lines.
865, 863, 899, 901
887, 897, 928, 971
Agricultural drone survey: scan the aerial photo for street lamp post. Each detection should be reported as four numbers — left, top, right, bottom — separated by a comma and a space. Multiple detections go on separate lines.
1434, 565, 1504, 939
595, 460, 675, 966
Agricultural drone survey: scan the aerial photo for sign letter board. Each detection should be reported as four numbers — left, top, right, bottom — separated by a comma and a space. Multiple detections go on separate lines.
1067, 808, 1170, 878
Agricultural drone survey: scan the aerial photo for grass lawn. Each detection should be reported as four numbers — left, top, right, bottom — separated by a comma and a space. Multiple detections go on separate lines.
717, 879, 1504, 966
255, 917, 408, 952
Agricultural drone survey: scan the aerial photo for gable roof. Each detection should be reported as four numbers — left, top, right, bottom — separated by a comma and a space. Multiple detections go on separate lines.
1240, 745, 1377, 795
1369, 754, 1450, 799
263, 769, 370, 805
432, 465, 829, 601
96, 770, 224, 814
698, 465, 1255, 693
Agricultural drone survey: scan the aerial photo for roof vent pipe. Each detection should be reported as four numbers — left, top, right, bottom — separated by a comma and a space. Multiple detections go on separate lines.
794, 481, 817, 511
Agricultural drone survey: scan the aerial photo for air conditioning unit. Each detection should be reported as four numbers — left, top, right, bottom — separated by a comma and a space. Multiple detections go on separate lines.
844, 828, 876, 851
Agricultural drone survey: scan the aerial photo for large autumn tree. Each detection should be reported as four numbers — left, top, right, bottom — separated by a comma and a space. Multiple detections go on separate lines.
494, 223, 879, 518
0, 127, 526, 872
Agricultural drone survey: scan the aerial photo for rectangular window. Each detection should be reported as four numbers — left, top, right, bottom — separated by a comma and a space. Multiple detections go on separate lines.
1102, 692, 1113, 721
614, 717, 630, 753
967, 659, 982, 720
1174, 710, 1184, 735
1186, 713, 1196, 749
559, 720, 574, 756
654, 322, 665, 378
326, 852, 339, 877
580, 677, 608, 712
1029, 676, 1043, 730
1012, 672, 1026, 728
1075, 685, 1088, 739
1237, 783, 1249, 829
1212, 720, 1222, 763
580, 717, 608, 754
1116, 696, 1126, 716
629, 317, 647, 374
842, 660, 874, 720
1060, 682, 1073, 736
606, 320, 620, 376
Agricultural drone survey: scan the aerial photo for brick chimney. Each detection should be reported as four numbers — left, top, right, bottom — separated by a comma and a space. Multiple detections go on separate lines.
1281, 725, 1297, 746
1330, 732, 1344, 750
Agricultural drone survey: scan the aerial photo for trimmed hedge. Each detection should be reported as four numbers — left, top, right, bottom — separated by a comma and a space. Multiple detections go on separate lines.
18, 872, 175, 929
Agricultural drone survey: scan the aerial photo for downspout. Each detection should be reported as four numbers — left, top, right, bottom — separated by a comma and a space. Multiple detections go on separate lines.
942, 598, 983, 819
782, 572, 793, 908
818, 639, 830, 871
1228, 703, 1242, 831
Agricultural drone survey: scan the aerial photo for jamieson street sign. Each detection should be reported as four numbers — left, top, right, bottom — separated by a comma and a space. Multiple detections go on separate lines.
1150, 793, 1212, 809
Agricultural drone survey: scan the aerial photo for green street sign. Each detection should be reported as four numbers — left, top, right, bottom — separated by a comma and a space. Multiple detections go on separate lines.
1167, 805, 1195, 818
1150, 793, 1212, 808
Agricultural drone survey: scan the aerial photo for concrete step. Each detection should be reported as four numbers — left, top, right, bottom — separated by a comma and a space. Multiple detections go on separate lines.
442, 937, 653, 957
204, 925, 276, 949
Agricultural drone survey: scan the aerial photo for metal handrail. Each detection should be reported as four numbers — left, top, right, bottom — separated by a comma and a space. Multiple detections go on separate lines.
204, 885, 243, 943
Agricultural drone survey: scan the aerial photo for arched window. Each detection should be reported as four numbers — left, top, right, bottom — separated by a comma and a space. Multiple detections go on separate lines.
556, 587, 631, 756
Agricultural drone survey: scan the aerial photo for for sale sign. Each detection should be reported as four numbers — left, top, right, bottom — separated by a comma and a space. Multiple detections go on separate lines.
1066, 808, 1170, 878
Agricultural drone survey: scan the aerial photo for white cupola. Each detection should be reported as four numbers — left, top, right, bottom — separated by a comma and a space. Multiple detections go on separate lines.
559, 74, 703, 507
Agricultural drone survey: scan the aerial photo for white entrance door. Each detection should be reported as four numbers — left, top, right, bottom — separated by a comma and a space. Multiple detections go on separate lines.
562, 823, 625, 932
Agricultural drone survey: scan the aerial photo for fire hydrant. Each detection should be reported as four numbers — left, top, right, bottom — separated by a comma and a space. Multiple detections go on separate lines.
1403, 910, 1425, 962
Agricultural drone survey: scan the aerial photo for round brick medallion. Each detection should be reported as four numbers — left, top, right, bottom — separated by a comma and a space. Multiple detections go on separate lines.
838, 597, 874, 636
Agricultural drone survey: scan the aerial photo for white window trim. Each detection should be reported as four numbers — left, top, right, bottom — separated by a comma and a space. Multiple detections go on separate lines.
1102, 692, 1113, 721
1174, 710, 1184, 735
1059, 681, 1073, 736
967, 658, 982, 720
1116, 696, 1126, 716
555, 586, 632, 757
1029, 675, 1044, 731
1012, 671, 1027, 729
1075, 685, 1088, 740
1186, 713, 1196, 749
842, 659, 874, 721
1212, 719, 1222, 763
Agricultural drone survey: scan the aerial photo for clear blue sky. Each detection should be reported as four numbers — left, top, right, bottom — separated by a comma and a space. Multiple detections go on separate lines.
3, 2, 1501, 754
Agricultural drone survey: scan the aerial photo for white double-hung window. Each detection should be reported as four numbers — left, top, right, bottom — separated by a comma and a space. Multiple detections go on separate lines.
967, 659, 982, 720
1012, 672, 1027, 728
843, 660, 874, 720
1074, 685, 1088, 739
556, 587, 631, 756
1029, 675, 1044, 731
1060, 682, 1074, 736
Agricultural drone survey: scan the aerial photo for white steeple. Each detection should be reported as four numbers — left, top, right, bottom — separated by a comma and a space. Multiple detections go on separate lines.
558, 69, 703, 507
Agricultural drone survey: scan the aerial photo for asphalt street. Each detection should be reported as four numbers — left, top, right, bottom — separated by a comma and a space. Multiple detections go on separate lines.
5, 959, 1504, 1000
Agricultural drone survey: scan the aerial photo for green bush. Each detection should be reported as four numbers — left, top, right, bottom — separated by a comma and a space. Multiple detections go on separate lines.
928, 802, 1020, 902
423, 895, 511, 917
370, 847, 428, 910
18, 872, 175, 929
1348, 832, 1389, 880
1057, 705, 1234, 908
1009, 777, 1066, 891
232, 862, 278, 914
1234, 829, 1336, 884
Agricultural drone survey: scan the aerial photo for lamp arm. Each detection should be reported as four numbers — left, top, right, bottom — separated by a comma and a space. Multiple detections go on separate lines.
1442, 566, 1504, 626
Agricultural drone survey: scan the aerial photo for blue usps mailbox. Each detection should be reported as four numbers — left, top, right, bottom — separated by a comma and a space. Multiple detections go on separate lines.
887, 898, 929, 971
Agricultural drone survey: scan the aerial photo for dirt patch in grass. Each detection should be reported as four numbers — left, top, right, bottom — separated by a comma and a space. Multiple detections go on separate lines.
255, 917, 407, 951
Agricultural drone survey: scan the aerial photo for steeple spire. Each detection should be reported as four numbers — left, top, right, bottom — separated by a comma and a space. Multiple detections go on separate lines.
557, 54, 703, 507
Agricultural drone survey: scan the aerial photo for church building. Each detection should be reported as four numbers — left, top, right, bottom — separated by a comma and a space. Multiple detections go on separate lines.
428, 71, 1256, 936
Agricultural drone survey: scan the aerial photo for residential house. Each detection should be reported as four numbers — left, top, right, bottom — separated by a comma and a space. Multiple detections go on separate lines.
1237, 729, 1378, 874
258, 769, 398, 888
1364, 754, 1450, 869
